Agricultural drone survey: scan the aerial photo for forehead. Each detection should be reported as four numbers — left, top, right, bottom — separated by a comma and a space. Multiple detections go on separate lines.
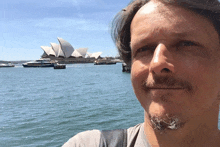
130, 1, 219, 50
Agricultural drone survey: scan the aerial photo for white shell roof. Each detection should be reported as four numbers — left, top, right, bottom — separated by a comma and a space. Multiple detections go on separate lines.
41, 51, 48, 57
71, 50, 82, 57
86, 52, 92, 58
50, 43, 64, 57
76, 48, 88, 58
57, 37, 74, 58
90, 52, 102, 59
41, 46, 56, 56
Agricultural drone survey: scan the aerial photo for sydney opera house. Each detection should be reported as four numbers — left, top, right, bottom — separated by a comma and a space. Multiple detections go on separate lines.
40, 37, 102, 63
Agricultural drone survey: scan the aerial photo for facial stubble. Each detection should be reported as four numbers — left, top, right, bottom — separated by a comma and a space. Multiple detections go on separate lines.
143, 75, 193, 131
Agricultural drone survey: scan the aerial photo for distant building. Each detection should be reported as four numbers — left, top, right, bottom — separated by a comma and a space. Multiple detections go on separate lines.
41, 46, 56, 57
70, 48, 88, 58
87, 52, 102, 59
75, 48, 88, 58
40, 37, 102, 62
57, 37, 74, 58
50, 43, 65, 58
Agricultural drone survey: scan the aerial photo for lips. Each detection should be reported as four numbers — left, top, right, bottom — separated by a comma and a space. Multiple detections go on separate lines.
144, 84, 185, 89
142, 84, 187, 92
147, 87, 185, 90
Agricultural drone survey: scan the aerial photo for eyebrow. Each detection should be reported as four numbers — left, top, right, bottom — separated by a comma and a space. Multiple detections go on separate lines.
150, 27, 194, 38
131, 30, 194, 47
129, 30, 199, 54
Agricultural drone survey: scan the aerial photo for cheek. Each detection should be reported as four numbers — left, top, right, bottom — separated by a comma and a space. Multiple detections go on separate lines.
179, 58, 220, 106
131, 61, 150, 109
177, 56, 211, 83
178, 56, 201, 72
131, 61, 145, 81
131, 61, 149, 92
181, 58, 217, 85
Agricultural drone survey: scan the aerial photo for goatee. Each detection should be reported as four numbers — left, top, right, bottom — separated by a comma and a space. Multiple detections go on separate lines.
149, 115, 185, 131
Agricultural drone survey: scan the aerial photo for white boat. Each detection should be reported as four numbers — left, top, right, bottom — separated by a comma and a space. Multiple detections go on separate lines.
0, 63, 15, 68
94, 59, 117, 65
22, 59, 54, 68
54, 63, 66, 69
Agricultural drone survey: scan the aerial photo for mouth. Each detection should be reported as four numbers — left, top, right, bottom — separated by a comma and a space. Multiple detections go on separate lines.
148, 88, 184, 90
142, 76, 193, 93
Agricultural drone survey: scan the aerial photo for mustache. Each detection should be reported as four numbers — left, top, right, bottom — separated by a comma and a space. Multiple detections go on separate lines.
142, 75, 193, 92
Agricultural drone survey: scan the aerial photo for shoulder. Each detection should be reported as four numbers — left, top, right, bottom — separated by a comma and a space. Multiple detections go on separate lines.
62, 130, 101, 147
127, 123, 145, 145
127, 123, 144, 137
62, 124, 144, 147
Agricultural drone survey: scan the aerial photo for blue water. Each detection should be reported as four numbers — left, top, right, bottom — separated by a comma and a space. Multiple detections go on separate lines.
1, 63, 220, 147
0, 63, 144, 147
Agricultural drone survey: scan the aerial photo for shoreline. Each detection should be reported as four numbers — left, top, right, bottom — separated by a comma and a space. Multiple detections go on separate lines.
0, 57, 123, 65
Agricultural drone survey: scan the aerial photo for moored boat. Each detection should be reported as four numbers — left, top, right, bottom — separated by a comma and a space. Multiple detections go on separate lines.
22, 59, 54, 67
122, 63, 131, 73
0, 63, 15, 68
94, 59, 117, 65
54, 63, 66, 69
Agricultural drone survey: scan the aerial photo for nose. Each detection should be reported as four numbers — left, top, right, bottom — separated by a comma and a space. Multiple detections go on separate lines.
149, 44, 174, 75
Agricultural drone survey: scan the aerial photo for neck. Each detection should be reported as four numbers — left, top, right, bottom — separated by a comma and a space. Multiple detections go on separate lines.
144, 107, 220, 147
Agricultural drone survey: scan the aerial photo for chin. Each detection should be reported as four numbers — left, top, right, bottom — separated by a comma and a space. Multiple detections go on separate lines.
148, 101, 182, 117
149, 114, 185, 131
146, 102, 186, 131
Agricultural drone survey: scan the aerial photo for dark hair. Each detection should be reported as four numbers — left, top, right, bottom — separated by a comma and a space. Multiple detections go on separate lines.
112, 0, 220, 65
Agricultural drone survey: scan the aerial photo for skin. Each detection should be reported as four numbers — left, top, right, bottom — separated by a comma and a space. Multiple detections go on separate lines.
130, 0, 220, 146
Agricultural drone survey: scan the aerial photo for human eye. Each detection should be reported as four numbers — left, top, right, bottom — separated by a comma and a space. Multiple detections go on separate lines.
132, 45, 155, 58
136, 45, 156, 54
175, 40, 200, 51
177, 40, 197, 47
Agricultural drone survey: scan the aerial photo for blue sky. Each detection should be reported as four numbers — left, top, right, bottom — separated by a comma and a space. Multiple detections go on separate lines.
0, 0, 129, 61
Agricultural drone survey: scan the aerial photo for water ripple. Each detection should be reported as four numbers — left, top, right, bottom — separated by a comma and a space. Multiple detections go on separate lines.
1, 63, 144, 147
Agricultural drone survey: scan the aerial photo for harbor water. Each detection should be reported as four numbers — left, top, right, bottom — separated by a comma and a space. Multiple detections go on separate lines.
1, 63, 144, 147
1, 63, 220, 147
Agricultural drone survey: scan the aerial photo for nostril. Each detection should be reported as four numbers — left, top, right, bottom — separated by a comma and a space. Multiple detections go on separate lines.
161, 68, 171, 73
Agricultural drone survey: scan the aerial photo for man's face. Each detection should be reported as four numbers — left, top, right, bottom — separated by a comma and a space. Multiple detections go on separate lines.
130, 1, 220, 128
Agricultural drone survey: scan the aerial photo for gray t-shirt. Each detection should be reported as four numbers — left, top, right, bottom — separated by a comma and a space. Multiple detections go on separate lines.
62, 123, 151, 147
